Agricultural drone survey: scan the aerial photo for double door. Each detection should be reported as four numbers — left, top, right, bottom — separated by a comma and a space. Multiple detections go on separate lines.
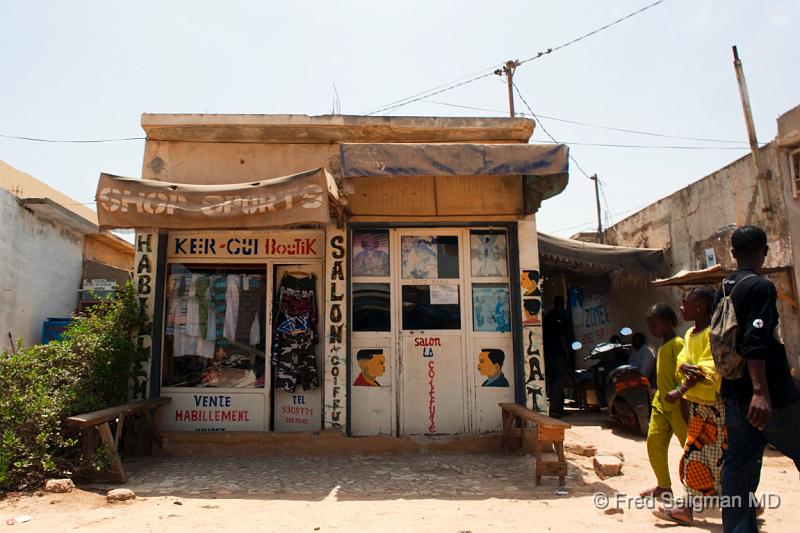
350, 228, 515, 436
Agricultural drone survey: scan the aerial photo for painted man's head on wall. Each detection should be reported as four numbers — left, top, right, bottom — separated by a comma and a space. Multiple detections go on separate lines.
357, 349, 386, 380
477, 349, 504, 378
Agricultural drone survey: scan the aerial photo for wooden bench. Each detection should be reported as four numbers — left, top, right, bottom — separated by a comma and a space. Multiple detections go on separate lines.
499, 402, 571, 486
67, 397, 171, 483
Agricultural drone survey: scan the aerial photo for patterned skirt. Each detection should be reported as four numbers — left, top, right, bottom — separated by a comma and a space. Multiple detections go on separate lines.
679, 398, 727, 502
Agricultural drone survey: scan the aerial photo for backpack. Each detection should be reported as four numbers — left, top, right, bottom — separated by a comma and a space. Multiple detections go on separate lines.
709, 274, 758, 379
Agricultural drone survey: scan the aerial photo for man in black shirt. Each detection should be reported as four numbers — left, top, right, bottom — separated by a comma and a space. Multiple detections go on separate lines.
543, 296, 570, 417
718, 226, 800, 533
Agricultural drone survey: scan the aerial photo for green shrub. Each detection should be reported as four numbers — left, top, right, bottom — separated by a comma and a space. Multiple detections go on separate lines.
0, 282, 147, 492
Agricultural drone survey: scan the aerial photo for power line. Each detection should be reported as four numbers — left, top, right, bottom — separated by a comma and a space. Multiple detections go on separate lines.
0, 133, 145, 143
517, 0, 669, 66
511, 82, 593, 179
529, 140, 752, 150
419, 99, 752, 145
361, 0, 670, 116
548, 202, 652, 234
359, 62, 505, 116
366, 71, 498, 116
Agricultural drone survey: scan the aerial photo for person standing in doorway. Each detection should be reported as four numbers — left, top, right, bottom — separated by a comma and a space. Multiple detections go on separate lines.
543, 295, 570, 418
718, 226, 800, 533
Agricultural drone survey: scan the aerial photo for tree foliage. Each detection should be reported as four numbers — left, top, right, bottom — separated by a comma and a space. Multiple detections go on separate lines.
0, 282, 147, 492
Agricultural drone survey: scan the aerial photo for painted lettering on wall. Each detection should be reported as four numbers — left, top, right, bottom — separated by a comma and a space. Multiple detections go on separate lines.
133, 231, 158, 399
169, 234, 319, 258
174, 394, 251, 424
570, 289, 611, 346
280, 395, 315, 425
98, 185, 324, 215
427, 360, 436, 433
414, 337, 441, 347
324, 228, 347, 430
522, 325, 546, 413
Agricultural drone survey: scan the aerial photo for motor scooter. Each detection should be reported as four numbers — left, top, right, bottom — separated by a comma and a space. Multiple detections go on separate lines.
572, 328, 652, 436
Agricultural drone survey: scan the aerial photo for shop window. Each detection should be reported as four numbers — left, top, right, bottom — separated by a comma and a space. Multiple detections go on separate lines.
163, 264, 266, 388
402, 285, 461, 330
352, 230, 390, 277
469, 230, 509, 277
352, 283, 391, 332
472, 284, 511, 332
401, 236, 459, 279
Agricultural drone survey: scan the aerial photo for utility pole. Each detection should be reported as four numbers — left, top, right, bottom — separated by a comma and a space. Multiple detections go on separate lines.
591, 174, 604, 244
732, 45, 773, 216
494, 60, 520, 117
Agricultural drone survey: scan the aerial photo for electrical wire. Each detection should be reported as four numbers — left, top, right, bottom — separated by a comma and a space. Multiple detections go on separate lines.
419, 99, 753, 145
0, 133, 145, 143
366, 71, 499, 116
529, 139, 752, 150
360, 0, 669, 116
511, 82, 593, 179
517, 0, 669, 66
360, 63, 503, 115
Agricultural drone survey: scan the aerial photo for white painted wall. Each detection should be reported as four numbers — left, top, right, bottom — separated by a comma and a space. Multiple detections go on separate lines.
0, 189, 83, 349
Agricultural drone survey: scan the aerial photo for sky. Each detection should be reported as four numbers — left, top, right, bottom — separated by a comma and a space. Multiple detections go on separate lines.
1, 0, 798, 237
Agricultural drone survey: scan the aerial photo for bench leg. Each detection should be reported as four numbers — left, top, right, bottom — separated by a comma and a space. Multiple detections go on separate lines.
500, 410, 513, 454
519, 417, 526, 456
555, 440, 566, 486
97, 422, 127, 483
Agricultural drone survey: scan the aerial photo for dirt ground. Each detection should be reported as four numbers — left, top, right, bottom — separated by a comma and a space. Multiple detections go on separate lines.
2, 413, 797, 532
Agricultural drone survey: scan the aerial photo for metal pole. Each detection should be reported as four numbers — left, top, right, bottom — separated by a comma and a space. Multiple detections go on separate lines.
592, 174, 604, 244
732, 45, 772, 214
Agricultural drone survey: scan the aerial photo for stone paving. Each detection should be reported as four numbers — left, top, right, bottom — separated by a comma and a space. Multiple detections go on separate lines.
89, 454, 596, 500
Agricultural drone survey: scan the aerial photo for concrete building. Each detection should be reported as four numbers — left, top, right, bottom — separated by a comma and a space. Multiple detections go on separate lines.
95, 114, 571, 437
603, 104, 800, 373
1, 161, 134, 349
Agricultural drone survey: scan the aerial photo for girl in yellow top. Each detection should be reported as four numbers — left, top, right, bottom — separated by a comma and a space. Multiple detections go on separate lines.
640, 303, 687, 499
655, 286, 725, 526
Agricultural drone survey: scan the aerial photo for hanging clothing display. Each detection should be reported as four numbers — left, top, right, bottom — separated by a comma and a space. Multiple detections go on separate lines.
224, 274, 241, 341
271, 273, 319, 392
164, 270, 266, 388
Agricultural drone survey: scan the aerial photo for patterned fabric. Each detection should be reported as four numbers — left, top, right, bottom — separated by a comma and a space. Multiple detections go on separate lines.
274, 332, 319, 392
271, 273, 319, 392
679, 399, 727, 504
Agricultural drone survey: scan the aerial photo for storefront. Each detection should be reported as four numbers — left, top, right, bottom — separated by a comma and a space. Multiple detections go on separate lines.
96, 114, 570, 437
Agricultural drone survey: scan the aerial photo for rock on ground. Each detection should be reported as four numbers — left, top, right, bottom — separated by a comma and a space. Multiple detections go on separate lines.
593, 456, 623, 479
44, 479, 74, 493
107, 489, 136, 502
596, 450, 625, 462
565, 443, 597, 457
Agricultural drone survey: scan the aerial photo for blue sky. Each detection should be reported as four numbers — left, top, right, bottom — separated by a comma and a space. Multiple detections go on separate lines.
1, 0, 798, 236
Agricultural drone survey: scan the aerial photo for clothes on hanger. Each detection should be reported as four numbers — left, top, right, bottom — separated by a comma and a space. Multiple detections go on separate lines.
271, 272, 319, 392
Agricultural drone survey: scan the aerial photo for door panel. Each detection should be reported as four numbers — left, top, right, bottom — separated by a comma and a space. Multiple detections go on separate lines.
397, 231, 467, 435
401, 332, 465, 434
272, 264, 323, 432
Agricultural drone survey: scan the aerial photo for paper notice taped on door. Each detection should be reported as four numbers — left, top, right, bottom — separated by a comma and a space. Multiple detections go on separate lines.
430, 285, 458, 305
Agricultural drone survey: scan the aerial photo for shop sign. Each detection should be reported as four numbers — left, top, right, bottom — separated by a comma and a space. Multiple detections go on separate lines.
161, 392, 265, 432
96, 168, 337, 230
324, 226, 347, 430
274, 391, 321, 431
133, 231, 158, 399
571, 290, 611, 346
83, 278, 118, 292
166, 230, 324, 259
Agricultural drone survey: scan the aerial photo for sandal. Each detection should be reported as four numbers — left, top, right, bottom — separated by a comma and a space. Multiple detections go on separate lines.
653, 507, 694, 526
640, 486, 672, 498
